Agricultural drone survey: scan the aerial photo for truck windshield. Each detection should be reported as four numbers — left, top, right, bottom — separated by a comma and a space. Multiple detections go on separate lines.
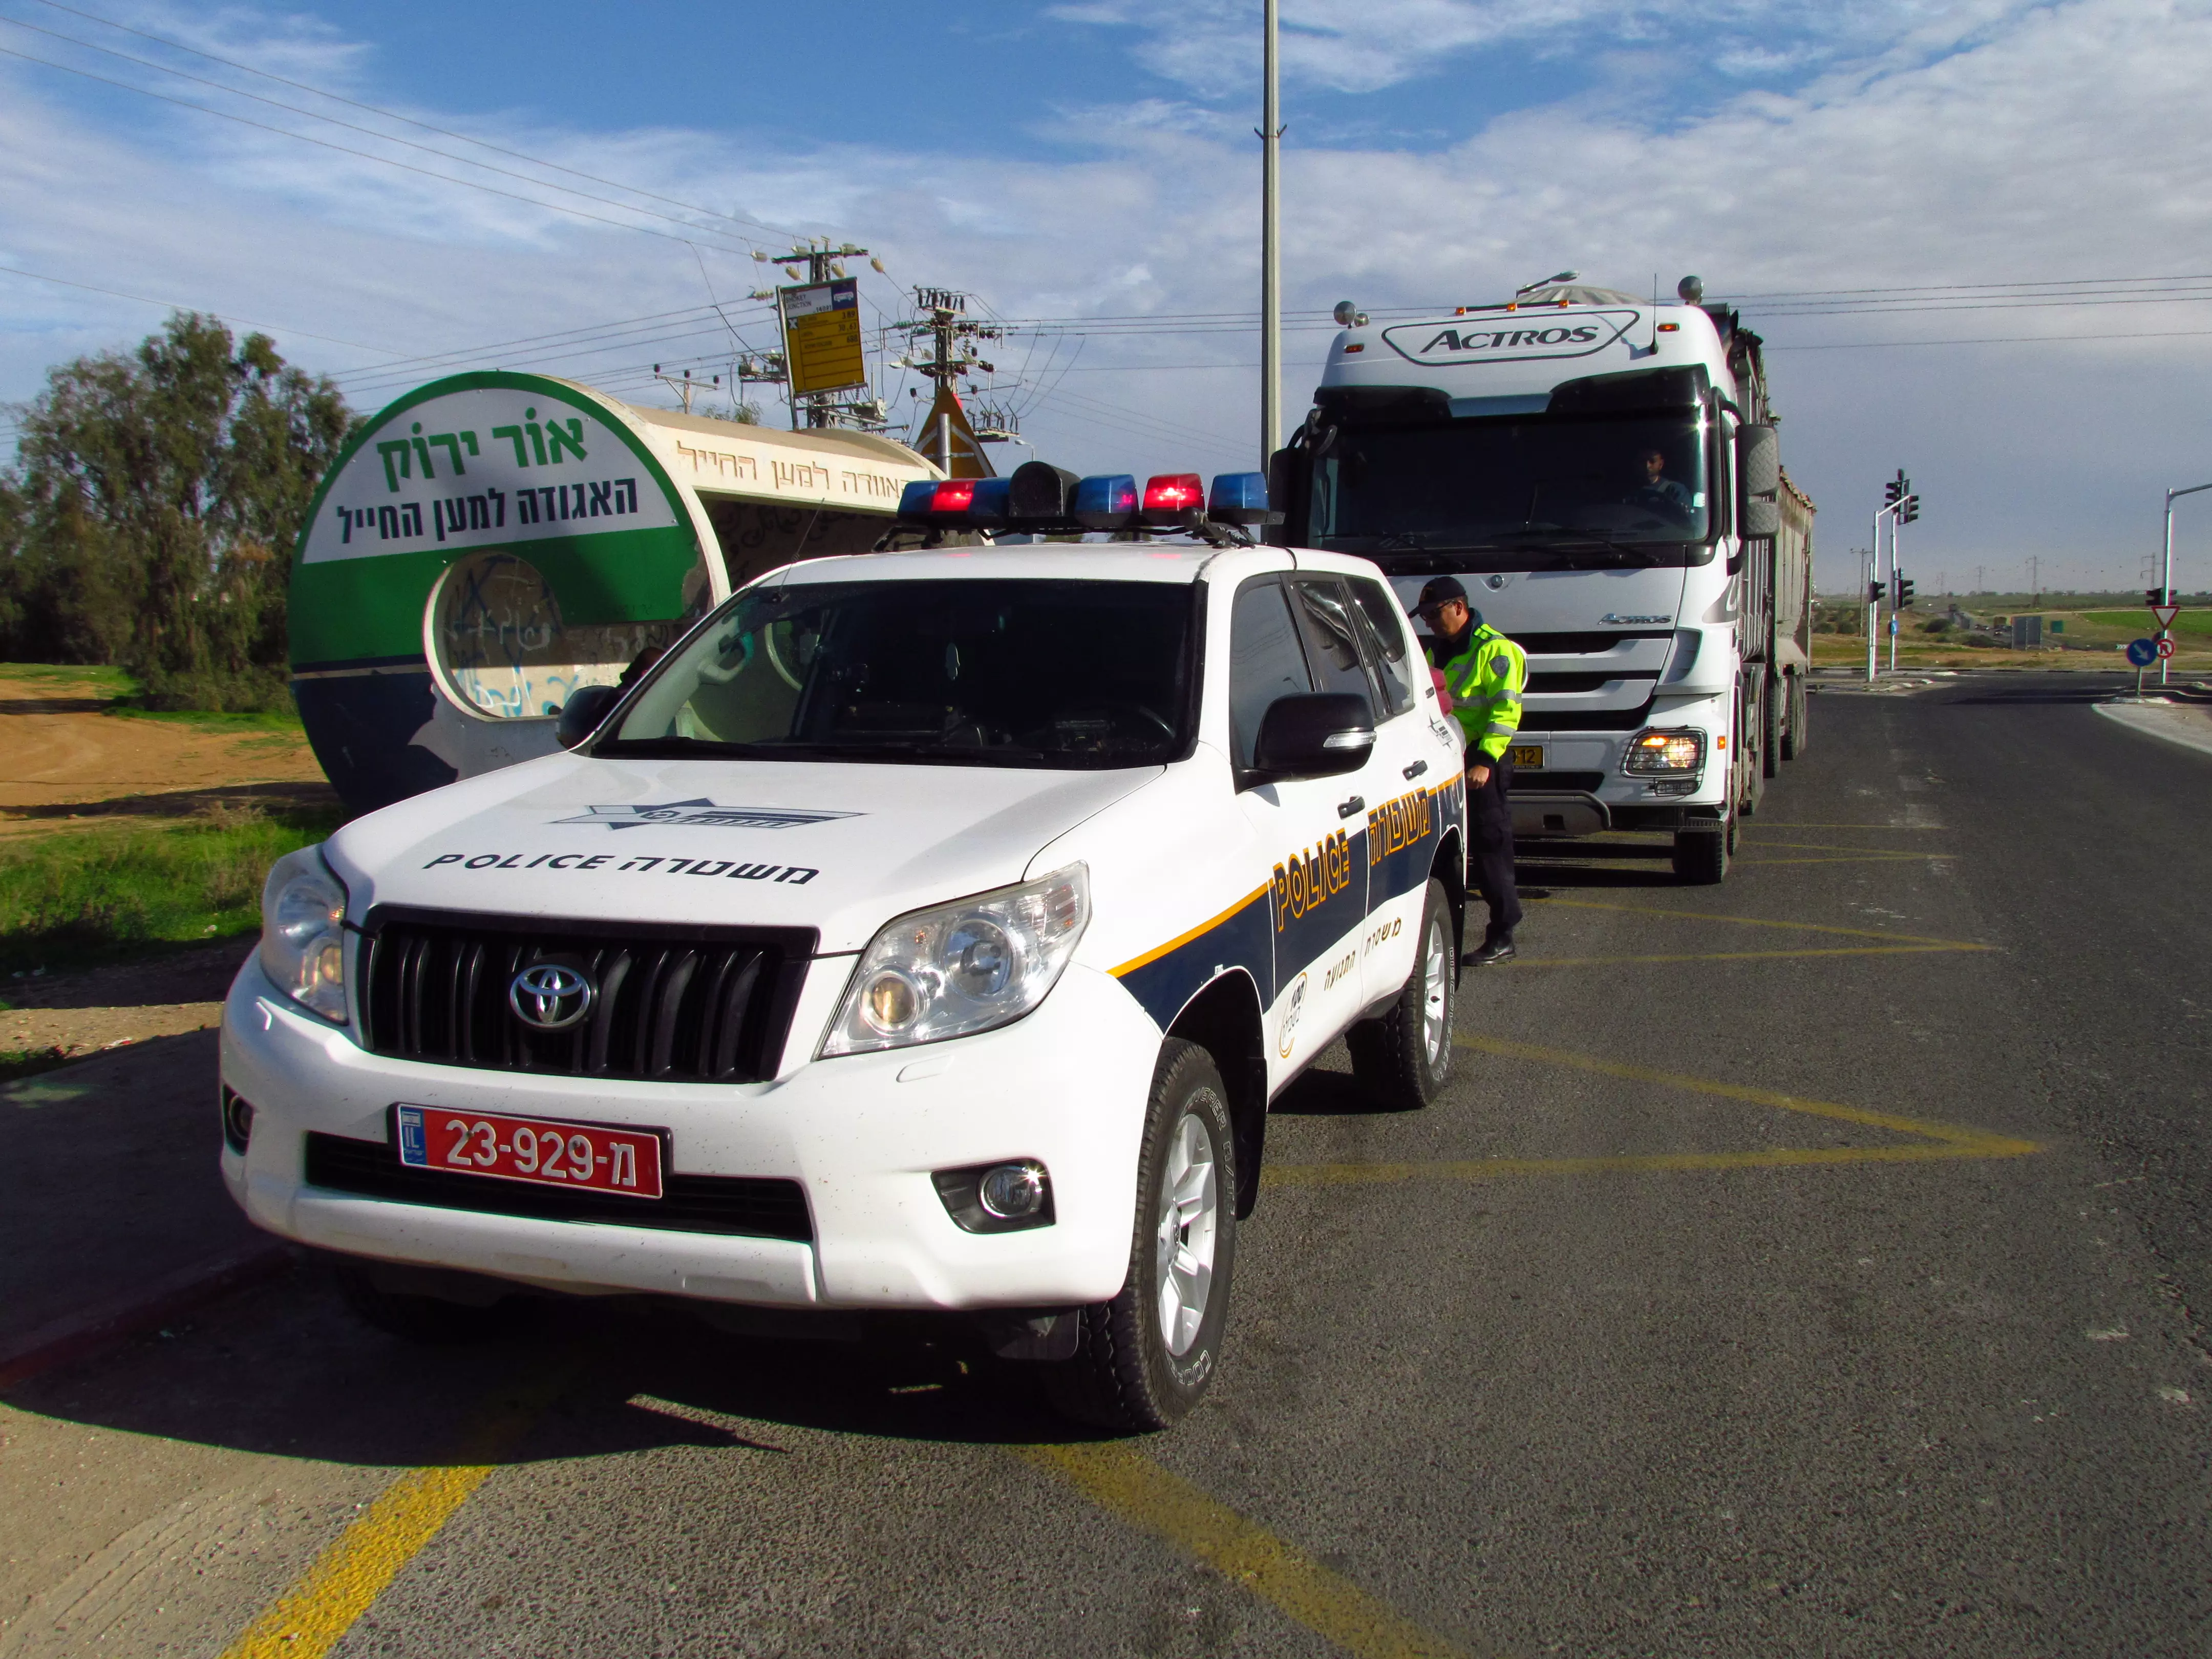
602, 579, 1195, 769
1309, 413, 1713, 571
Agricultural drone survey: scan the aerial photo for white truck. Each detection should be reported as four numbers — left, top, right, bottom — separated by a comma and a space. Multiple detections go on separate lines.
1268, 278, 1815, 882
222, 474, 1467, 1431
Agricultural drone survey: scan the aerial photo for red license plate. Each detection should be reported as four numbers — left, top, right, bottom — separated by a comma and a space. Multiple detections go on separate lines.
395, 1105, 664, 1199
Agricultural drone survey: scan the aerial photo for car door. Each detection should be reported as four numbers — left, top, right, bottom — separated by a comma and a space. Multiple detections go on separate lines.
1338, 572, 1452, 1009
1227, 576, 1370, 1088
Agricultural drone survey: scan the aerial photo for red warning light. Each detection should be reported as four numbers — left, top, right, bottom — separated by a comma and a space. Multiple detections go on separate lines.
930, 479, 976, 514
1141, 474, 1204, 521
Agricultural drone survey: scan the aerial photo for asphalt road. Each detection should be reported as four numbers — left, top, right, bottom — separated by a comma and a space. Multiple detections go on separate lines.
4, 672, 2207, 1659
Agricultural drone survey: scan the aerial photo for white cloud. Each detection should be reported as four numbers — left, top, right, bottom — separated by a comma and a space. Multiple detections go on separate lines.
5, 0, 2212, 584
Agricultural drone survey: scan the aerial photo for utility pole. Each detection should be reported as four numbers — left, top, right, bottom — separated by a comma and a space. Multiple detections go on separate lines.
650, 365, 721, 416
1258, 0, 1284, 470
751, 238, 883, 430
896, 288, 1003, 477
2027, 555, 2040, 607
2159, 480, 2212, 685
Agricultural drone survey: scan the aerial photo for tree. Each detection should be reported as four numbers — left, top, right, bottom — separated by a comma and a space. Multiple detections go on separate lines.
0, 313, 353, 707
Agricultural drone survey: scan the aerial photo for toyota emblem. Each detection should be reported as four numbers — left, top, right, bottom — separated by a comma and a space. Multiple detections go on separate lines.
508, 962, 594, 1031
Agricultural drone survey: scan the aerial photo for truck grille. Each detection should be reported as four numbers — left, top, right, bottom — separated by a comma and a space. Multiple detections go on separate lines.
304, 1133, 813, 1241
1512, 771, 1605, 793
357, 910, 815, 1084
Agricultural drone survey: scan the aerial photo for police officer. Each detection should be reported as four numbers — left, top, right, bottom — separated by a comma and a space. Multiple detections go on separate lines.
1413, 577, 1527, 965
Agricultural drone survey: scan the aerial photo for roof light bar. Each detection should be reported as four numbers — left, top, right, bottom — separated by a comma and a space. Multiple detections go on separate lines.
1140, 473, 1204, 526
1072, 474, 1139, 529
1206, 472, 1283, 527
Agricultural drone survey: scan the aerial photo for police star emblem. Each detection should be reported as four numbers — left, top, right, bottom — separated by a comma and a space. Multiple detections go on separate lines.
555, 800, 862, 831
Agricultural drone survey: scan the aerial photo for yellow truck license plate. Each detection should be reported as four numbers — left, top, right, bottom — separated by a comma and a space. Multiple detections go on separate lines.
1508, 745, 1545, 769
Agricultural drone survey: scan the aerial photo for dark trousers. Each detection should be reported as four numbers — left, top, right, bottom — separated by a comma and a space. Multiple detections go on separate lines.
1469, 751, 1523, 940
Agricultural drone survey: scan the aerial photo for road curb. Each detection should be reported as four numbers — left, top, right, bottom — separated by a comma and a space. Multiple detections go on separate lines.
0, 1241, 292, 1390
2094, 699, 2212, 760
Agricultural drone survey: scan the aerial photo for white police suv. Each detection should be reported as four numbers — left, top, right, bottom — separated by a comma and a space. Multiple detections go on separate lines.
221, 468, 1469, 1429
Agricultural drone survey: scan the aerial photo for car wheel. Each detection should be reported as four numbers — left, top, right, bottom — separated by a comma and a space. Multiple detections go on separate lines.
1043, 1039, 1236, 1432
1346, 877, 1455, 1110
1673, 826, 1730, 884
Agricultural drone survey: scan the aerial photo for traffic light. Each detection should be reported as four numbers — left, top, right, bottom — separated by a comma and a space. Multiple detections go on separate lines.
1897, 574, 1916, 607
2149, 587, 2176, 607
1900, 492, 1920, 524
1884, 475, 1904, 509
1868, 580, 1885, 604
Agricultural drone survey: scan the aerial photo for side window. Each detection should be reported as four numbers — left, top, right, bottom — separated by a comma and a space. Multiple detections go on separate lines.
1228, 579, 1314, 768
1347, 578, 1418, 716
1289, 578, 1378, 713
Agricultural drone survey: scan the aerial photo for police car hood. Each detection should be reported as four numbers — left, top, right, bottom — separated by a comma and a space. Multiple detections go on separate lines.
325, 750, 1159, 954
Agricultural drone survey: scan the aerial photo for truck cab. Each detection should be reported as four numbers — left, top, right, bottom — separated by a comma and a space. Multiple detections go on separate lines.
222, 515, 1467, 1431
1270, 280, 1813, 882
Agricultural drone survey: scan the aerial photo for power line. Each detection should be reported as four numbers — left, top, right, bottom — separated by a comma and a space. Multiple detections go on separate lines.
19, 0, 793, 243
0, 260, 406, 356
0, 40, 767, 259
0, 12, 776, 255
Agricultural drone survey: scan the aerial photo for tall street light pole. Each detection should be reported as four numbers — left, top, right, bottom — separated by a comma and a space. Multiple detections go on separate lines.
2161, 480, 2212, 685
1259, 0, 1282, 470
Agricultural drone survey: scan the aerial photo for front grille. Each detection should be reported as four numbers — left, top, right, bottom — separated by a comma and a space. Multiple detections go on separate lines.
1525, 672, 1660, 694
1515, 631, 1673, 655
358, 910, 815, 1084
304, 1132, 813, 1242
1519, 696, 1657, 732
1512, 771, 1606, 793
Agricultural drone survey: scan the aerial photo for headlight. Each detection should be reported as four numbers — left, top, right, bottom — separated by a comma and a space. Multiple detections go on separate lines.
822, 864, 1091, 1056
1623, 728, 1705, 774
259, 846, 349, 1023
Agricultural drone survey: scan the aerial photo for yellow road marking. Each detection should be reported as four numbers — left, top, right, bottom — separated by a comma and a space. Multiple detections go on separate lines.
1018, 1442, 1475, 1658
1738, 853, 1951, 866
1530, 896, 1982, 948
1503, 944, 1988, 967
218, 1360, 577, 1659
1738, 839, 1954, 855
1746, 821, 1944, 830
1263, 1035, 2035, 1189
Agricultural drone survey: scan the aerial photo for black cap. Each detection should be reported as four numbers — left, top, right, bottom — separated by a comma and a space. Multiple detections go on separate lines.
1411, 576, 1467, 615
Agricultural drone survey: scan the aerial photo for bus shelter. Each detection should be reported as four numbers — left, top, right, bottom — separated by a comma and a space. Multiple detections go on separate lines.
289, 372, 939, 812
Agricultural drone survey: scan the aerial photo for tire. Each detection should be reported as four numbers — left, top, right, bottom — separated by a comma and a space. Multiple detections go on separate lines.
1673, 825, 1730, 884
1761, 669, 1782, 779
335, 1266, 521, 1344
1781, 674, 1808, 760
1042, 1039, 1236, 1432
1738, 682, 1766, 817
1346, 878, 1455, 1111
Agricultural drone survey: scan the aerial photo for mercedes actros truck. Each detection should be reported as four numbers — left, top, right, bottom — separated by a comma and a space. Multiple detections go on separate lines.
1269, 276, 1815, 883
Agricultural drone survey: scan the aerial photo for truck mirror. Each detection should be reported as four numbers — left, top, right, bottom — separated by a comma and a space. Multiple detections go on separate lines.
1740, 498, 1781, 538
1249, 693, 1373, 784
1734, 423, 1780, 546
556, 684, 621, 750
1266, 446, 1309, 545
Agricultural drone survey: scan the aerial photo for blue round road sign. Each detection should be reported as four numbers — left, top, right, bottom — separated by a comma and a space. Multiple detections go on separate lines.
2127, 637, 2159, 667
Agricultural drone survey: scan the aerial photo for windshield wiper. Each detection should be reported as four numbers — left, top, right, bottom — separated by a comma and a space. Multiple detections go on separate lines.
1489, 525, 1667, 566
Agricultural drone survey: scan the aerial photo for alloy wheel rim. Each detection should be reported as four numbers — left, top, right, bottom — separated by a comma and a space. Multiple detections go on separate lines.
1421, 910, 1449, 1066
1154, 1104, 1220, 1358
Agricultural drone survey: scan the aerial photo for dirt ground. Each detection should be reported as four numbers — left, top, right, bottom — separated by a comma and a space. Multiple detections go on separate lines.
0, 670, 337, 840
0, 668, 337, 1057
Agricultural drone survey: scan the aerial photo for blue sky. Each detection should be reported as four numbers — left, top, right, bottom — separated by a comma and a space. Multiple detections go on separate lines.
4, 0, 2212, 592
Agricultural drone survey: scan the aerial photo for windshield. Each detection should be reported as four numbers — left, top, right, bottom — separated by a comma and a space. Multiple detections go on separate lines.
1310, 412, 1714, 571
603, 578, 1196, 770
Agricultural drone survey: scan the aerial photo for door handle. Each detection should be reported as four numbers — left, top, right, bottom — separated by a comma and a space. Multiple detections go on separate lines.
1337, 795, 1365, 819
1402, 759, 1428, 780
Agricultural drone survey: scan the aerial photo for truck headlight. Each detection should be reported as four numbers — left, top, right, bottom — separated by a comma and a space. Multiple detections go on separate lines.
1623, 728, 1705, 775
822, 864, 1091, 1056
259, 846, 349, 1023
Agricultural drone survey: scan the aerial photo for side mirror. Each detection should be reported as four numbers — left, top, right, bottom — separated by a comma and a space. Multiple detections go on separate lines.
1736, 423, 1780, 539
1250, 693, 1373, 783
1266, 444, 1310, 546
556, 683, 621, 751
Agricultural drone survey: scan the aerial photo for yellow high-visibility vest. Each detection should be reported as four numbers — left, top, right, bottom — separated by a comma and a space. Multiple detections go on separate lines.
1441, 624, 1527, 763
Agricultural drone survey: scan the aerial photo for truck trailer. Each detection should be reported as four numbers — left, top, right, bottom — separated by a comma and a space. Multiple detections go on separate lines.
1268, 278, 1815, 882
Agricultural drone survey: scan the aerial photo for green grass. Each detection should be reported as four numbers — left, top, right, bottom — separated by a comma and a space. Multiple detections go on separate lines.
0, 663, 133, 690
0, 807, 342, 974
104, 704, 304, 732
2079, 609, 2212, 637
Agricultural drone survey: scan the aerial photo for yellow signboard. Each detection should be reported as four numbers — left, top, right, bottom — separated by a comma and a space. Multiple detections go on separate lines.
780, 278, 867, 397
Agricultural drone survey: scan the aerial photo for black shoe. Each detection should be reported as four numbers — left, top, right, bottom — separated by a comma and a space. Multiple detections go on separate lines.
1463, 933, 1517, 966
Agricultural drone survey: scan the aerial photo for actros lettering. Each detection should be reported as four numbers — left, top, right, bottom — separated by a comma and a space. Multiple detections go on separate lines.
1419, 324, 1600, 354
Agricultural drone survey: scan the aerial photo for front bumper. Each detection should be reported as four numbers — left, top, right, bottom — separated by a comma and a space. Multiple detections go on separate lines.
1511, 694, 1729, 834
219, 953, 1159, 1312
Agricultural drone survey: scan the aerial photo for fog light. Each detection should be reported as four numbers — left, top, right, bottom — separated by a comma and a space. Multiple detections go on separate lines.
221, 1085, 256, 1155
933, 1159, 1055, 1233
979, 1161, 1047, 1219
1623, 727, 1705, 775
